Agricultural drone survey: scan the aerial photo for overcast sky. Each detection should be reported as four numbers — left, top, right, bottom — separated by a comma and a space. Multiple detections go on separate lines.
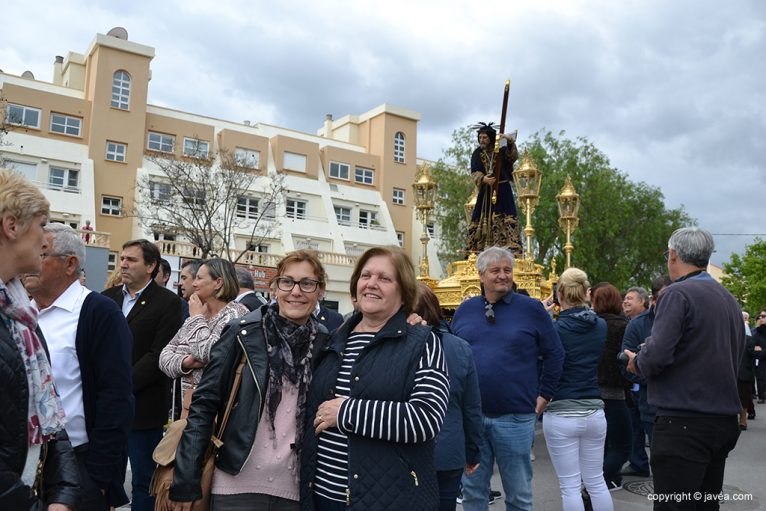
3, 0, 764, 266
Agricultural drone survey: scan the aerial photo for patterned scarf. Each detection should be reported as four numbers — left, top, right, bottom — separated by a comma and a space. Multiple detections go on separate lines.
262, 303, 317, 466
0, 277, 66, 445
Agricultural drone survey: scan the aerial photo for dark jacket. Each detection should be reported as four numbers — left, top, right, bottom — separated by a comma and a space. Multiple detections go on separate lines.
738, 334, 762, 382
0, 321, 80, 510
102, 280, 183, 429
316, 304, 344, 333
301, 310, 440, 511
597, 312, 630, 390
76, 292, 135, 507
435, 326, 483, 471
635, 272, 745, 416
169, 305, 329, 501
237, 291, 266, 312
621, 307, 657, 421
552, 307, 606, 401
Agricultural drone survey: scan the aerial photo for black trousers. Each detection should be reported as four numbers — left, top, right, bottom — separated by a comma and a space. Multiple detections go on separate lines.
74, 444, 108, 511
650, 415, 740, 511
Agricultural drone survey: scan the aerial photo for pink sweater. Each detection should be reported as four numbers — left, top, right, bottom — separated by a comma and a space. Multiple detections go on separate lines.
212, 380, 300, 500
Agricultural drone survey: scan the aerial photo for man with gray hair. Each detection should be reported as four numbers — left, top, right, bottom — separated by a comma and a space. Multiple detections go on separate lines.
623, 286, 648, 320
451, 246, 564, 510
23, 223, 134, 510
625, 227, 745, 509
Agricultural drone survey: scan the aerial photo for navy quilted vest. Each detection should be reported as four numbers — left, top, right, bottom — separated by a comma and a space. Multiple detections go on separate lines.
301, 310, 438, 511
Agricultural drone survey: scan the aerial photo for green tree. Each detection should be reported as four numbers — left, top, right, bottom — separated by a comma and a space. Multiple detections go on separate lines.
432, 126, 476, 264
722, 238, 766, 314
433, 127, 694, 290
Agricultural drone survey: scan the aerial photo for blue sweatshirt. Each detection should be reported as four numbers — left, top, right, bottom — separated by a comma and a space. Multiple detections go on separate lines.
553, 307, 606, 401
452, 292, 564, 414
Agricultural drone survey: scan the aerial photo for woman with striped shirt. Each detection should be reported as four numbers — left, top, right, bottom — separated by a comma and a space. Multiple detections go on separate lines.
543, 268, 613, 511
300, 246, 449, 511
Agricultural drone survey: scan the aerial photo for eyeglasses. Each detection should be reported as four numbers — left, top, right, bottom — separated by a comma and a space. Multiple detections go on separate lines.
40, 252, 69, 259
275, 276, 320, 293
757, 314, 766, 320
663, 250, 670, 261
485, 301, 496, 324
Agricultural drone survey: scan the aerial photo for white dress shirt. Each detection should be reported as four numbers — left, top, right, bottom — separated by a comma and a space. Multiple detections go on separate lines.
34, 280, 92, 447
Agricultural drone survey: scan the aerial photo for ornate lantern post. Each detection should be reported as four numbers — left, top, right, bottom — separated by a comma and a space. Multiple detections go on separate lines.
511, 150, 543, 261
412, 163, 438, 279
556, 175, 580, 268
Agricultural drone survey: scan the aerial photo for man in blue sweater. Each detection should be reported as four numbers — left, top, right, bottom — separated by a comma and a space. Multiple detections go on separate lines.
625, 227, 745, 510
452, 247, 564, 511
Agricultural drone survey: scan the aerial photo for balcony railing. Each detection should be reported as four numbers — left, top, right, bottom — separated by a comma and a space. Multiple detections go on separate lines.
78, 229, 111, 248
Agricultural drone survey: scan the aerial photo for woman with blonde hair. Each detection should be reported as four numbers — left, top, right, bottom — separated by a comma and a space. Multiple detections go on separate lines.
544, 267, 613, 511
159, 258, 249, 410
0, 169, 79, 510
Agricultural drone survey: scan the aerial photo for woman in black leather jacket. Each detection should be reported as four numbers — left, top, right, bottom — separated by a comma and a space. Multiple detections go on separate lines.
169, 250, 331, 511
0, 169, 80, 511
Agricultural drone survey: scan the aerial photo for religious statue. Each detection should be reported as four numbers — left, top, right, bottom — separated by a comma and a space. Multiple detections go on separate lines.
464, 121, 523, 256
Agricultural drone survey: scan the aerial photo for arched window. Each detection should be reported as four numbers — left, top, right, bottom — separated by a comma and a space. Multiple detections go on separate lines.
111, 70, 131, 110
394, 131, 405, 163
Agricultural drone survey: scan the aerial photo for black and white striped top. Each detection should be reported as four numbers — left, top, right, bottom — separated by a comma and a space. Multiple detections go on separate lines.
313, 331, 449, 502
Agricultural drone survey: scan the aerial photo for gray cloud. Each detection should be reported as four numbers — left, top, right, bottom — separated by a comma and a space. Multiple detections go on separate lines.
4, 0, 764, 266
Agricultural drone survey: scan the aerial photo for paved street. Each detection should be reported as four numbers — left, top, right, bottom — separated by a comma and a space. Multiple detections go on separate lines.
461, 407, 765, 510
120, 405, 765, 509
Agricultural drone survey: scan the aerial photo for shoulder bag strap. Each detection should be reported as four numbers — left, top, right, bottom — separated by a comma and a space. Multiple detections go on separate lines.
211, 352, 247, 447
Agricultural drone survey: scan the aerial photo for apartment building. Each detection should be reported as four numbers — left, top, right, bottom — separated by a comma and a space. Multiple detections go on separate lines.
0, 28, 441, 312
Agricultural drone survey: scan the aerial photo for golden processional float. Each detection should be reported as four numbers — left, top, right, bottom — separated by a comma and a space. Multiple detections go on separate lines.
412, 83, 581, 314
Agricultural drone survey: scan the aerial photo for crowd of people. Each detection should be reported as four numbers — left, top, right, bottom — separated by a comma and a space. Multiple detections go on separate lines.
1, 167, 757, 511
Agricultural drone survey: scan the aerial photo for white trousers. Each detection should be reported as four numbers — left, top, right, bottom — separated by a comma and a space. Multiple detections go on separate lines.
543, 410, 614, 511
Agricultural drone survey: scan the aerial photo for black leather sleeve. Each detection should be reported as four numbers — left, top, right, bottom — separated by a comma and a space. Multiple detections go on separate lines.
41, 431, 80, 509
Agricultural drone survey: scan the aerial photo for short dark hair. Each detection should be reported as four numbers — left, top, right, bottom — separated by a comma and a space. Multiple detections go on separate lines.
235, 267, 255, 290
626, 286, 649, 308
591, 283, 623, 316
159, 258, 171, 277
349, 246, 418, 314
122, 239, 161, 279
650, 275, 672, 299
414, 283, 443, 326
181, 259, 203, 279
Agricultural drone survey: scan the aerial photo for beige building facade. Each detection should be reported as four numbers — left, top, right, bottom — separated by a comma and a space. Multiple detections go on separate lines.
0, 29, 440, 312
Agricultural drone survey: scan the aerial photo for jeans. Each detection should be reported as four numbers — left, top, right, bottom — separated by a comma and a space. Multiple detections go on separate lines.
437, 469, 463, 511
628, 393, 650, 474
461, 413, 535, 511
127, 427, 163, 511
543, 410, 613, 511
651, 415, 740, 510
603, 400, 632, 485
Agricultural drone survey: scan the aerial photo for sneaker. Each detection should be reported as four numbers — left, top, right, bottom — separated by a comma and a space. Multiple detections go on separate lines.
488, 493, 498, 505
606, 480, 623, 492
530, 451, 536, 462
456, 489, 463, 504
490, 490, 502, 499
